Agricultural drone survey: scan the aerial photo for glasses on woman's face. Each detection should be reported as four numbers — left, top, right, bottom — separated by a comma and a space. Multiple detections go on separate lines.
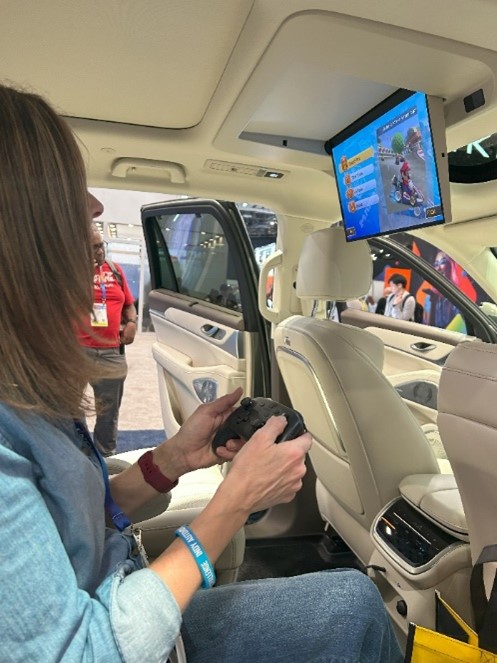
433, 257, 449, 268
92, 241, 107, 253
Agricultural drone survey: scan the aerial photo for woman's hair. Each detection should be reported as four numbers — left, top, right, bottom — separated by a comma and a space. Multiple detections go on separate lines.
0, 84, 97, 419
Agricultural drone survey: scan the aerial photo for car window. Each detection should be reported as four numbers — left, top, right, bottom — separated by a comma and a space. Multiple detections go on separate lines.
152, 210, 242, 312
91, 190, 279, 319
238, 203, 278, 308
237, 203, 278, 251
368, 233, 493, 333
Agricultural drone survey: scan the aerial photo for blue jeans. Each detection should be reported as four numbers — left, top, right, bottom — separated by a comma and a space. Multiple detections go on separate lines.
182, 569, 403, 663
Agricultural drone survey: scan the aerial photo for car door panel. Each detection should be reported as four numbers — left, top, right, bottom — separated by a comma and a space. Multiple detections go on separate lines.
386, 368, 441, 426
341, 308, 468, 346
364, 326, 458, 371
341, 308, 471, 424
143, 199, 271, 438
369, 326, 458, 426
153, 303, 246, 367
150, 303, 248, 438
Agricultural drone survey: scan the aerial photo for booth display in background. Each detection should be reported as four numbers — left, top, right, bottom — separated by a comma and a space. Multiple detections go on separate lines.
371, 234, 491, 333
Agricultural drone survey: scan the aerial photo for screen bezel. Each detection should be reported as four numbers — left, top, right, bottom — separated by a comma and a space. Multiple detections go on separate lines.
326, 88, 451, 242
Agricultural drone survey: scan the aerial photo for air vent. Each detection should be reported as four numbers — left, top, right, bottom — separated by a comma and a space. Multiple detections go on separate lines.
204, 159, 286, 179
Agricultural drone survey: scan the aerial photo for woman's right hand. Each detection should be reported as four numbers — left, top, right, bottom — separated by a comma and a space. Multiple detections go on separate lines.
149, 415, 311, 612
218, 415, 312, 514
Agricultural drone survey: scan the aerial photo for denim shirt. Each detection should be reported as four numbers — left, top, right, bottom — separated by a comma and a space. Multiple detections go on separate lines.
0, 402, 181, 662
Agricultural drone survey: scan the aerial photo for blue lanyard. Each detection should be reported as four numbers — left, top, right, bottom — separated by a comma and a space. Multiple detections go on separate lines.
98, 267, 107, 302
74, 420, 131, 532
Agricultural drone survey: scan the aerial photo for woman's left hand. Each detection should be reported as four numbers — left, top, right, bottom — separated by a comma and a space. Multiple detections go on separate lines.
153, 387, 244, 479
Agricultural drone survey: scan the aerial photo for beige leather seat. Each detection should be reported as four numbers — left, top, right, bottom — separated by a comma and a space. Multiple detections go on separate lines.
438, 340, 497, 564
274, 227, 441, 563
108, 450, 245, 585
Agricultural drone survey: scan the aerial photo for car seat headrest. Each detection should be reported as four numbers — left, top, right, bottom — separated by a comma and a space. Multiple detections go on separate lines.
296, 226, 372, 301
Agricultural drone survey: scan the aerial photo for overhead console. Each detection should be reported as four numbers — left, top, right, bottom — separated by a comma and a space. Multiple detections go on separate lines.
216, 10, 497, 171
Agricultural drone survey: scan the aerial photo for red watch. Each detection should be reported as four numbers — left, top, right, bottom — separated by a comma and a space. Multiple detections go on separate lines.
138, 450, 178, 493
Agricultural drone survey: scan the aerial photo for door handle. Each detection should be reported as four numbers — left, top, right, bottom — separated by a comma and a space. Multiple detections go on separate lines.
201, 324, 225, 339
410, 341, 436, 352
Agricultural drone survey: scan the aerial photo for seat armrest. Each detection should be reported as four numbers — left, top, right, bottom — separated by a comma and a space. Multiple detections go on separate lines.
399, 474, 468, 540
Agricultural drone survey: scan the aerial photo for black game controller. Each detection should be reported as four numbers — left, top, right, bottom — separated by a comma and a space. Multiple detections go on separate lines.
211, 397, 306, 452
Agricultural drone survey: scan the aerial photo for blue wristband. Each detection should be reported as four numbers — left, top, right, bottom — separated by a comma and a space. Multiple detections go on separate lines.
175, 525, 216, 589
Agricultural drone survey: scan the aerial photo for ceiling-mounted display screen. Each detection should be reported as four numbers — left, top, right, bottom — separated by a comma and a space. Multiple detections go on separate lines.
326, 89, 451, 242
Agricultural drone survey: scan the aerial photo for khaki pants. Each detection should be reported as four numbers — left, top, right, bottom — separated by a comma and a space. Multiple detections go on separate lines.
85, 346, 128, 456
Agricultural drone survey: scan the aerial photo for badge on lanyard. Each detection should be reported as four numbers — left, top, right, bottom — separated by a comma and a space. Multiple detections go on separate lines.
91, 269, 109, 327
91, 302, 109, 327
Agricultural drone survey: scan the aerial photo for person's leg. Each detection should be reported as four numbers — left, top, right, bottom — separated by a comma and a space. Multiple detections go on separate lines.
90, 348, 127, 456
182, 569, 403, 663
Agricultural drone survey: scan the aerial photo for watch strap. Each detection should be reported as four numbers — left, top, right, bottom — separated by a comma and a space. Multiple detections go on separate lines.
138, 450, 178, 493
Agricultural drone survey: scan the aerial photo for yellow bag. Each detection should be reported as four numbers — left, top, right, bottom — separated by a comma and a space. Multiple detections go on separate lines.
405, 545, 497, 662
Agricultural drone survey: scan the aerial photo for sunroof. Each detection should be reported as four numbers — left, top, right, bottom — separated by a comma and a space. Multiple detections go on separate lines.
449, 134, 497, 183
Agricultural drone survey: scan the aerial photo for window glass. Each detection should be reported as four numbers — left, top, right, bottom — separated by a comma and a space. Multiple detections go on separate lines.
238, 203, 278, 307
368, 233, 492, 333
237, 204, 278, 251
154, 211, 241, 312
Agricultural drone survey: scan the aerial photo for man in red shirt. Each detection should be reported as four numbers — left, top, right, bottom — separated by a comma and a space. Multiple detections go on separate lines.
80, 227, 137, 456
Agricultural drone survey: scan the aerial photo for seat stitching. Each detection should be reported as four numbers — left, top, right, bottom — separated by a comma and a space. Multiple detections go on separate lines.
443, 365, 497, 383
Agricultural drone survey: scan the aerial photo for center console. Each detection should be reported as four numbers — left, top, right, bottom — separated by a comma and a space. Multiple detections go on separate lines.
369, 486, 472, 637
373, 497, 462, 574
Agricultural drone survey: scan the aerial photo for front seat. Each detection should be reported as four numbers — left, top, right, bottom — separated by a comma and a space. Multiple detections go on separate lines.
274, 226, 440, 563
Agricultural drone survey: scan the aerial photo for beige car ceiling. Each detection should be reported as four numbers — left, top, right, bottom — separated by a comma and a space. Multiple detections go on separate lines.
2, 0, 497, 225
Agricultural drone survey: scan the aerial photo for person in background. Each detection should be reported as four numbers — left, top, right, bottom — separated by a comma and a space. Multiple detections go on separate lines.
365, 284, 392, 315
423, 251, 461, 328
79, 227, 137, 456
384, 273, 416, 321
217, 283, 239, 310
0, 84, 403, 663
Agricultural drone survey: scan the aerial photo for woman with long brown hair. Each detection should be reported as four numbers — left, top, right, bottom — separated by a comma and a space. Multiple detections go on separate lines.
0, 84, 402, 663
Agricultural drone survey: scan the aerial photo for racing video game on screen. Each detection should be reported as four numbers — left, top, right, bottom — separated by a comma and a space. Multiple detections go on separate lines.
332, 91, 445, 241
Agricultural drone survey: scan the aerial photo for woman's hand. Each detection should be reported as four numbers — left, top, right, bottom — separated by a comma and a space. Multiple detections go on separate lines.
148, 409, 312, 612
152, 387, 244, 480
217, 415, 313, 514
114, 404, 312, 613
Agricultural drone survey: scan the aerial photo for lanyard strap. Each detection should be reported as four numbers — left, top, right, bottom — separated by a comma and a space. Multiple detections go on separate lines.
97, 266, 107, 302
74, 420, 131, 532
